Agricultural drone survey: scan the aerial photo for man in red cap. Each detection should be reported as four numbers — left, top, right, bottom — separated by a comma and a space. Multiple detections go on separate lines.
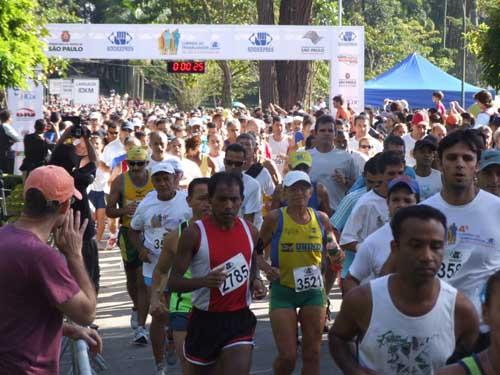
0, 165, 99, 375
402, 110, 429, 167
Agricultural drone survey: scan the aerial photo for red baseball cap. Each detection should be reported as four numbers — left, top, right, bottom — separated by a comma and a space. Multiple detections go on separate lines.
24, 165, 82, 203
411, 111, 429, 125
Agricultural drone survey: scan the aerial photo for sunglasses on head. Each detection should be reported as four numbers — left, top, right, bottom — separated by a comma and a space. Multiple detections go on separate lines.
127, 161, 146, 167
224, 159, 244, 167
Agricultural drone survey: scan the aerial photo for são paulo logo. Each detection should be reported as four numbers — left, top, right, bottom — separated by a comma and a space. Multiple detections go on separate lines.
48, 30, 84, 53
248, 32, 274, 52
107, 31, 134, 52
301, 30, 325, 54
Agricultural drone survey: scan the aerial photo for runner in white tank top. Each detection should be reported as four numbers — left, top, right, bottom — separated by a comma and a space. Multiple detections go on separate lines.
269, 117, 291, 177
329, 205, 479, 374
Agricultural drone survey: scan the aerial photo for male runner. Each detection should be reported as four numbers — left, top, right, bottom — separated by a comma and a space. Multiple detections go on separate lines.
329, 205, 479, 374
150, 177, 211, 374
106, 146, 154, 342
477, 148, 500, 197
129, 161, 191, 374
168, 172, 266, 375
423, 129, 500, 352
413, 135, 442, 200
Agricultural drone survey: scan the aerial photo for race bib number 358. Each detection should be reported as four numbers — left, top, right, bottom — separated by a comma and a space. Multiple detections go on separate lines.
293, 265, 323, 293
215, 253, 250, 296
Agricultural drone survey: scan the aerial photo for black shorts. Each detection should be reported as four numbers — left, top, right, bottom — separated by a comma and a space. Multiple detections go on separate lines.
184, 307, 256, 366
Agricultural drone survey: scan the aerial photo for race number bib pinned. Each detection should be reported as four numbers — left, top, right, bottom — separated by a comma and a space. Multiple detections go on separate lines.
293, 265, 323, 292
438, 245, 472, 280
216, 253, 250, 296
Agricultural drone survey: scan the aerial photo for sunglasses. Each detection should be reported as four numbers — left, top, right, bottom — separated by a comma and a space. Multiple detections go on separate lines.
127, 161, 146, 167
224, 159, 244, 167
108, 131, 118, 135
360, 144, 373, 149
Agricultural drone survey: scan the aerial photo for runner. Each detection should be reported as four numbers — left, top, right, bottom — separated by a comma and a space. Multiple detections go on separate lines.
129, 161, 191, 374
437, 270, 500, 375
423, 129, 500, 353
413, 135, 442, 200
343, 176, 419, 293
150, 177, 211, 374
477, 149, 500, 197
268, 116, 292, 177
168, 172, 266, 375
105, 146, 154, 341
329, 205, 479, 374
258, 170, 341, 375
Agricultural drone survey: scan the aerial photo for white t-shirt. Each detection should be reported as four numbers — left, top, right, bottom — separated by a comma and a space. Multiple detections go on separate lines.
241, 173, 262, 218
131, 190, 191, 278
251, 166, 275, 230
268, 135, 289, 176
402, 133, 420, 167
102, 139, 125, 168
209, 152, 225, 172
180, 158, 202, 188
340, 190, 389, 246
348, 223, 393, 284
423, 190, 500, 320
88, 166, 110, 194
415, 168, 442, 200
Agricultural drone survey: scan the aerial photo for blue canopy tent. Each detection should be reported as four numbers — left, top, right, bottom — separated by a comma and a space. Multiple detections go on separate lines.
365, 53, 487, 109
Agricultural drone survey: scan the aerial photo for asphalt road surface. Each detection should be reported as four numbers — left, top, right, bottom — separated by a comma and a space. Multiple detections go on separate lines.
63, 249, 344, 375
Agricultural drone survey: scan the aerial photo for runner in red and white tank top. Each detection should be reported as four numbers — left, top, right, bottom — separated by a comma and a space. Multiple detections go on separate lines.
168, 172, 266, 374
191, 216, 254, 312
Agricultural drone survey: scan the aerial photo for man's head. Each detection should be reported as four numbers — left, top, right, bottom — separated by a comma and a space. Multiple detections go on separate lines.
431, 123, 447, 141
185, 135, 202, 158
390, 205, 447, 284
106, 121, 119, 142
383, 135, 406, 158
126, 146, 149, 175
363, 153, 382, 191
438, 129, 483, 192
387, 176, 419, 217
151, 162, 176, 199
376, 150, 406, 197
283, 171, 312, 208
120, 121, 134, 143
314, 115, 335, 148
208, 133, 223, 154
478, 149, 500, 197
224, 143, 246, 175
332, 95, 344, 109
187, 177, 211, 219
272, 116, 283, 135
0, 110, 12, 124
288, 151, 312, 173
413, 135, 438, 169
34, 119, 47, 134
23, 165, 81, 224
353, 114, 369, 138
292, 116, 303, 132
208, 172, 244, 226
167, 137, 184, 158
226, 119, 240, 140
149, 131, 168, 157
236, 133, 257, 167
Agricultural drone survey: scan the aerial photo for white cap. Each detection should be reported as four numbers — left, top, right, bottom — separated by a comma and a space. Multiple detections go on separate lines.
293, 115, 304, 122
283, 171, 311, 187
89, 112, 100, 120
151, 161, 175, 176
132, 117, 142, 127
285, 116, 294, 124
189, 118, 204, 127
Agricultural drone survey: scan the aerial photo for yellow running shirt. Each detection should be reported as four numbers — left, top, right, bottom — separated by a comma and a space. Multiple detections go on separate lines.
121, 171, 154, 228
270, 207, 324, 289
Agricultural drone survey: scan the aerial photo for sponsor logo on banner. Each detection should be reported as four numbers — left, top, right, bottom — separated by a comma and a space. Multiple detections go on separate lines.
248, 32, 273, 52
301, 31, 325, 55
339, 72, 357, 88
16, 108, 36, 117
337, 54, 358, 65
338, 31, 357, 46
158, 29, 181, 55
48, 30, 84, 53
107, 31, 134, 52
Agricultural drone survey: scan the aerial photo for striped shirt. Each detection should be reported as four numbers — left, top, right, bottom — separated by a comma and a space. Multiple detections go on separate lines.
330, 187, 367, 231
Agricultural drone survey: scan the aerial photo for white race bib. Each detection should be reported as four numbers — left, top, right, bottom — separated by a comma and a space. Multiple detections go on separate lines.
216, 253, 250, 296
293, 265, 323, 292
438, 244, 472, 280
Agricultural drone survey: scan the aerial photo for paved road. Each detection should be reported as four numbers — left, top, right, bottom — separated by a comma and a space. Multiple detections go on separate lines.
72, 249, 344, 374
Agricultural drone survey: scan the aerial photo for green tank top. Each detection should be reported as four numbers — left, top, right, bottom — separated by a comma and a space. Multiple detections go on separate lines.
459, 354, 487, 375
169, 221, 192, 313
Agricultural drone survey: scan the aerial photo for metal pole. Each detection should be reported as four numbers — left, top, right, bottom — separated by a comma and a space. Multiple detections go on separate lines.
75, 340, 93, 375
443, 0, 447, 48
461, 0, 466, 107
338, 0, 343, 26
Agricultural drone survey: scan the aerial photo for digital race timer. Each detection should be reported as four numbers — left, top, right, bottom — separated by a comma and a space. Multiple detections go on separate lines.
166, 61, 206, 74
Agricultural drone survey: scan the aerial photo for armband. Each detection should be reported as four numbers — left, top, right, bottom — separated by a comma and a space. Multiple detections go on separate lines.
255, 238, 265, 255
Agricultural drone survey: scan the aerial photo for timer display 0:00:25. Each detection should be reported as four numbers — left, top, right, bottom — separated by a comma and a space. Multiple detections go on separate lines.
167, 61, 206, 73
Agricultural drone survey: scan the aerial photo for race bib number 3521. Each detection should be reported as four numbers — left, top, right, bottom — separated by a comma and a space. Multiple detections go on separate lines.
215, 253, 250, 296
293, 265, 323, 292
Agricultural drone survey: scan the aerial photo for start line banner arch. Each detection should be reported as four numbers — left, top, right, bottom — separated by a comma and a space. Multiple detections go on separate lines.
45, 24, 364, 112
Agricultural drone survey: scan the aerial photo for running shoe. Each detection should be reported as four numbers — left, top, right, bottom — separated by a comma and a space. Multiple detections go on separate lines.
155, 363, 167, 375
130, 308, 139, 330
106, 235, 118, 250
166, 339, 177, 366
133, 326, 149, 345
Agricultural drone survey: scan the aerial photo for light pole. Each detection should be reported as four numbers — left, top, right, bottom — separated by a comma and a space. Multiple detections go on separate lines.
461, 0, 466, 108
338, 0, 342, 26
443, 0, 447, 48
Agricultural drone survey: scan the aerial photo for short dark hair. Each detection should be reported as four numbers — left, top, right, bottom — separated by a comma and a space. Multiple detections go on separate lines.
34, 119, 46, 133
23, 188, 62, 217
474, 90, 493, 107
391, 205, 447, 243
185, 135, 202, 152
188, 177, 210, 198
437, 129, 483, 161
305, 135, 315, 150
314, 114, 335, 132
377, 150, 405, 174
353, 114, 368, 126
225, 143, 246, 158
272, 116, 281, 124
484, 270, 500, 306
333, 95, 344, 105
364, 153, 381, 175
0, 110, 11, 123
432, 91, 444, 100
384, 135, 405, 151
208, 172, 244, 199
236, 133, 257, 149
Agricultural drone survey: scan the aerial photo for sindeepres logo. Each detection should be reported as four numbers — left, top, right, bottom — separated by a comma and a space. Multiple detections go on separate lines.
248, 32, 273, 52
107, 31, 134, 52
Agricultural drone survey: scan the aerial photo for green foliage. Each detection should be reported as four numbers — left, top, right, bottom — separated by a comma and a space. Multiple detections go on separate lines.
0, 0, 48, 90
4, 182, 24, 223
465, 2, 500, 89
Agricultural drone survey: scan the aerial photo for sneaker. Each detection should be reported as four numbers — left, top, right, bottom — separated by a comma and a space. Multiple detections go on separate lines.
155, 363, 167, 375
166, 339, 177, 366
106, 235, 118, 250
130, 309, 139, 330
133, 326, 149, 345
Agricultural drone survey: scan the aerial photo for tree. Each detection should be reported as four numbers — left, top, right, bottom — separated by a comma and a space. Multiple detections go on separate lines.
0, 0, 48, 104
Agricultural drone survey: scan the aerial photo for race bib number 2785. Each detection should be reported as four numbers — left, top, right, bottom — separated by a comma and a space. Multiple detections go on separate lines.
215, 253, 250, 296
